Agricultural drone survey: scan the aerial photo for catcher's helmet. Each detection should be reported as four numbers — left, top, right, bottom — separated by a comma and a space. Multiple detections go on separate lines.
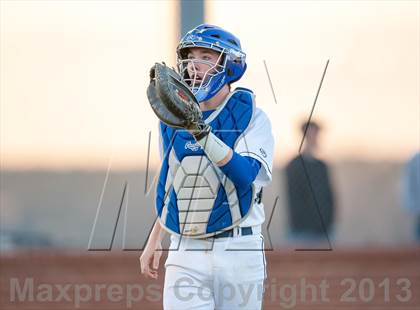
177, 24, 247, 102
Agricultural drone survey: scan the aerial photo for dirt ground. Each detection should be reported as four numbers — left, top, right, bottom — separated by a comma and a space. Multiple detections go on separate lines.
1, 247, 419, 309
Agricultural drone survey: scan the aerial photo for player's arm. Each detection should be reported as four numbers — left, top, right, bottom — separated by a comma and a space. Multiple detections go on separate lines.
196, 132, 261, 189
219, 152, 261, 189
140, 219, 166, 279
196, 108, 274, 189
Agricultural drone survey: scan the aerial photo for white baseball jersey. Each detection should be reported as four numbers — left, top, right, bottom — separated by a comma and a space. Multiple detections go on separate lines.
235, 107, 274, 228
158, 106, 274, 230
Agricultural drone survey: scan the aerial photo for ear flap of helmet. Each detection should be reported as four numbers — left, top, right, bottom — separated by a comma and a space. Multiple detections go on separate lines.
225, 55, 247, 84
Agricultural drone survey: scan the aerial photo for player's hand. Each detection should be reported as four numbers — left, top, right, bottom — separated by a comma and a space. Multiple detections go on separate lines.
139, 239, 162, 279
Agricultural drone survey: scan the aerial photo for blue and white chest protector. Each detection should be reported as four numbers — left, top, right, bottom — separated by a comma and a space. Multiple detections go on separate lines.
156, 88, 256, 238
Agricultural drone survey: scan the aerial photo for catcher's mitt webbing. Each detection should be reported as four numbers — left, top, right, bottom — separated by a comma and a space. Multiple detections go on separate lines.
147, 78, 184, 128
147, 62, 210, 140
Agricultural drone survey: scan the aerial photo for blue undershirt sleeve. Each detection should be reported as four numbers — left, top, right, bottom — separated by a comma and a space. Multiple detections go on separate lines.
219, 152, 261, 190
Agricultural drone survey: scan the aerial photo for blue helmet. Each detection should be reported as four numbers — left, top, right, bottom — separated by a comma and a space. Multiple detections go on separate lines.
177, 24, 247, 102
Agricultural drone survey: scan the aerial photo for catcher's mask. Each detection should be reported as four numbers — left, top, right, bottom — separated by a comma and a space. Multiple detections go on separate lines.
177, 24, 247, 102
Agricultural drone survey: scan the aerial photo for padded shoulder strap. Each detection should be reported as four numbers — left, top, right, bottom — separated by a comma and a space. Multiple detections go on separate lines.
234, 87, 253, 94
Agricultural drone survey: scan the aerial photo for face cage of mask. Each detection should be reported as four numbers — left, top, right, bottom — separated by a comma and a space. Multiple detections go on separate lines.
177, 50, 227, 96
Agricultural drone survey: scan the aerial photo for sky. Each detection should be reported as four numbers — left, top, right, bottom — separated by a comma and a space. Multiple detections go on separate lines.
1, 0, 419, 170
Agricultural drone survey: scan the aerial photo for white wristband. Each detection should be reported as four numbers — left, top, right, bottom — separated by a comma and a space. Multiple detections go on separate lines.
197, 132, 231, 164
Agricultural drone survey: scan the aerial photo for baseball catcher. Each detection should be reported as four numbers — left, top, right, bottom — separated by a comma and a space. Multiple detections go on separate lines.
140, 24, 274, 310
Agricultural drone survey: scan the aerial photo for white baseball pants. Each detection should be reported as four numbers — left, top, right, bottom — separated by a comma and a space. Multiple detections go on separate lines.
163, 231, 266, 310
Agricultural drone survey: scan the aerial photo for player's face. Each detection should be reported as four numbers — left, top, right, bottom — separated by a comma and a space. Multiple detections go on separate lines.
184, 48, 223, 86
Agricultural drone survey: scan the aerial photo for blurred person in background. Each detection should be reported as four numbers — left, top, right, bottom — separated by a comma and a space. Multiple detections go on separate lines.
402, 151, 420, 242
285, 120, 336, 245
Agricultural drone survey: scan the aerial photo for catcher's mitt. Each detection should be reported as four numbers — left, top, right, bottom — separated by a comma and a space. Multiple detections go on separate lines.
147, 62, 210, 140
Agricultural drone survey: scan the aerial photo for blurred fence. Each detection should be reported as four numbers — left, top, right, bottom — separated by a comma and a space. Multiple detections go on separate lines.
0, 160, 417, 251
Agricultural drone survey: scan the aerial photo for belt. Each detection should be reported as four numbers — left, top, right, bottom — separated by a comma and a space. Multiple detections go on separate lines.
213, 226, 253, 239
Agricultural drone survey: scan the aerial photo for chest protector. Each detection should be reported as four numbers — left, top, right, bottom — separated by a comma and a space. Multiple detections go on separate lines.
156, 88, 256, 238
